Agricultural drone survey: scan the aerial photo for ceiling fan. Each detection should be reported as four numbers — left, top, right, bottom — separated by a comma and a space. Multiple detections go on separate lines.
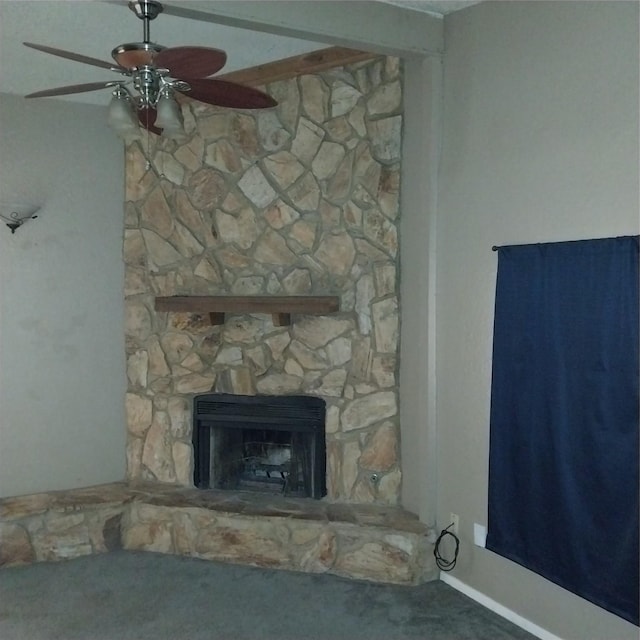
23, 0, 277, 139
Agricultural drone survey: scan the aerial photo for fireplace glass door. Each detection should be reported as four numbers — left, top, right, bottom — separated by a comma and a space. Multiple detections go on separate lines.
193, 393, 326, 499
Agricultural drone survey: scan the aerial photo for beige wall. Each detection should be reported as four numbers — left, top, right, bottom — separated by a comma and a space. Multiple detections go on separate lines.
432, 2, 639, 638
0, 93, 126, 497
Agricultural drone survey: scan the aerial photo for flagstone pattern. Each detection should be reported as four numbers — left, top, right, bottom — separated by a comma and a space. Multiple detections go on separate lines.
124, 56, 403, 504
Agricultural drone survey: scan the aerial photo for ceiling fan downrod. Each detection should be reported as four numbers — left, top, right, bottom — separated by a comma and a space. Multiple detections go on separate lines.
128, 0, 163, 44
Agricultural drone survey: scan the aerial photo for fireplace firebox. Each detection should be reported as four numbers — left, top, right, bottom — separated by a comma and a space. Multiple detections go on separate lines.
193, 393, 326, 499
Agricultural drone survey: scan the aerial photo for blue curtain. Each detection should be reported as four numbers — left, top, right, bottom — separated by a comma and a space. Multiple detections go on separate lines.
487, 236, 639, 626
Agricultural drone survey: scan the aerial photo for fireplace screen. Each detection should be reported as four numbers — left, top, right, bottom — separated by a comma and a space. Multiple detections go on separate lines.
193, 394, 326, 499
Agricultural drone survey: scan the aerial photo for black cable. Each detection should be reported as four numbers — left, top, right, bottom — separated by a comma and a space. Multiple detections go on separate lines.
433, 523, 460, 572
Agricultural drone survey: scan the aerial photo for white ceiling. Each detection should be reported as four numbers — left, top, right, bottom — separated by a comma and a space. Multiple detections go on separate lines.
0, 0, 481, 106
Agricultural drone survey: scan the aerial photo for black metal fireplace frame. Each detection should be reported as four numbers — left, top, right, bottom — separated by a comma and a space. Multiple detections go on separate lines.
192, 393, 327, 499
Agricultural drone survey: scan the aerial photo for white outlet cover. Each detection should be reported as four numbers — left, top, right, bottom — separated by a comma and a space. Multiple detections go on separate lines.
473, 523, 487, 547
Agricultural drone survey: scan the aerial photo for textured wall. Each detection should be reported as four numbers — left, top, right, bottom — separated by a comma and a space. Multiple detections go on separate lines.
436, 2, 639, 639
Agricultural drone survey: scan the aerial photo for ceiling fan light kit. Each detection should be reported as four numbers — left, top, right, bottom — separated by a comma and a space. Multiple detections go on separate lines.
23, 0, 277, 141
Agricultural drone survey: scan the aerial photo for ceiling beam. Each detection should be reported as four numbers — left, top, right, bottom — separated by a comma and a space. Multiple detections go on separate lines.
217, 46, 379, 87
158, 1, 443, 57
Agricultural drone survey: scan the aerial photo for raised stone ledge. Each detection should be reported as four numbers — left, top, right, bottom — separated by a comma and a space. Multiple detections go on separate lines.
0, 482, 436, 585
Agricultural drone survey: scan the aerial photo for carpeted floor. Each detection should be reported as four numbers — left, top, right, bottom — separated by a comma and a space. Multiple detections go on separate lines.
0, 551, 536, 640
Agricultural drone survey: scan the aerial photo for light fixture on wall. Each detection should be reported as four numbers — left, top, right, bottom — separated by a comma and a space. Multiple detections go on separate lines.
0, 203, 41, 234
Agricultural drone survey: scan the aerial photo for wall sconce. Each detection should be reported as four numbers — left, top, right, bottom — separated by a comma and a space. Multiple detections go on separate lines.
0, 203, 41, 234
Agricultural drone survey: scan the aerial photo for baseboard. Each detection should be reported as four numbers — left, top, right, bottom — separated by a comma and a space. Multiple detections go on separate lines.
440, 573, 564, 640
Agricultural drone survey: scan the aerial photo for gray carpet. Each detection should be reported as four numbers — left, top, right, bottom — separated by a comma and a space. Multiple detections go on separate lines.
0, 551, 536, 640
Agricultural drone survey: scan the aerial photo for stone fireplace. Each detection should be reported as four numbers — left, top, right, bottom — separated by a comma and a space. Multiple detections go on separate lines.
0, 54, 436, 586
123, 54, 403, 505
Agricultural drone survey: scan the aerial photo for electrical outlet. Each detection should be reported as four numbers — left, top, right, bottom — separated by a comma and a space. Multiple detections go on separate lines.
449, 512, 459, 535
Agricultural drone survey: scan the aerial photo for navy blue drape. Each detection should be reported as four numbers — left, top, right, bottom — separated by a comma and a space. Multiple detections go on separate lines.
487, 236, 639, 625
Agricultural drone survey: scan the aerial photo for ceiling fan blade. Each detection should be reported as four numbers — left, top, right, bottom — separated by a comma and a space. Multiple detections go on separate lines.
24, 42, 120, 71
179, 79, 277, 110
155, 46, 227, 79
138, 108, 162, 136
25, 82, 114, 99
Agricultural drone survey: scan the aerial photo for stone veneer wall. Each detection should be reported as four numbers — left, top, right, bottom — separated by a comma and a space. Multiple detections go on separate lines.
124, 56, 403, 504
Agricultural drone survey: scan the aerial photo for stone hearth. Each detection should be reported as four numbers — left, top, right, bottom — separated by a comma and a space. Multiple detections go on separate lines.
0, 484, 436, 585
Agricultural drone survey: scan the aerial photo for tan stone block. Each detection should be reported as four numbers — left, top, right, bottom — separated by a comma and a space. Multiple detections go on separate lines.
367, 80, 402, 116
307, 368, 347, 398
124, 267, 147, 296
172, 513, 199, 554
325, 404, 341, 434
290, 220, 317, 250
124, 301, 152, 343
341, 392, 397, 431
265, 331, 291, 360
254, 229, 296, 265
315, 231, 356, 277
284, 358, 304, 378
245, 345, 269, 376
256, 373, 301, 395
367, 115, 402, 163
331, 82, 362, 118
44, 512, 85, 533
282, 268, 311, 294
351, 476, 376, 503
291, 526, 320, 546
377, 468, 402, 505
334, 540, 411, 584
325, 151, 354, 202
195, 521, 289, 568
122, 404, 148, 437
175, 372, 216, 394
127, 350, 148, 388
263, 151, 305, 189
289, 340, 327, 371
171, 222, 204, 258
342, 439, 360, 498
205, 139, 242, 173
181, 352, 204, 372
142, 413, 177, 483
172, 441, 193, 487
33, 529, 93, 562
142, 229, 182, 268
215, 208, 258, 250
372, 297, 399, 353
265, 200, 300, 230
194, 257, 222, 283
0, 523, 35, 566
188, 167, 228, 209
324, 116, 353, 142
292, 316, 353, 350
161, 332, 193, 364
287, 172, 320, 212
122, 521, 174, 553
126, 436, 144, 480
141, 185, 174, 238
300, 76, 329, 124
326, 440, 342, 500
359, 422, 398, 472
291, 117, 324, 164
312, 141, 346, 180
363, 208, 398, 257
373, 263, 396, 297
301, 528, 337, 573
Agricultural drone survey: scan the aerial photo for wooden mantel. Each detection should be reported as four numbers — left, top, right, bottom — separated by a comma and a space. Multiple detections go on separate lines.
154, 295, 340, 327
